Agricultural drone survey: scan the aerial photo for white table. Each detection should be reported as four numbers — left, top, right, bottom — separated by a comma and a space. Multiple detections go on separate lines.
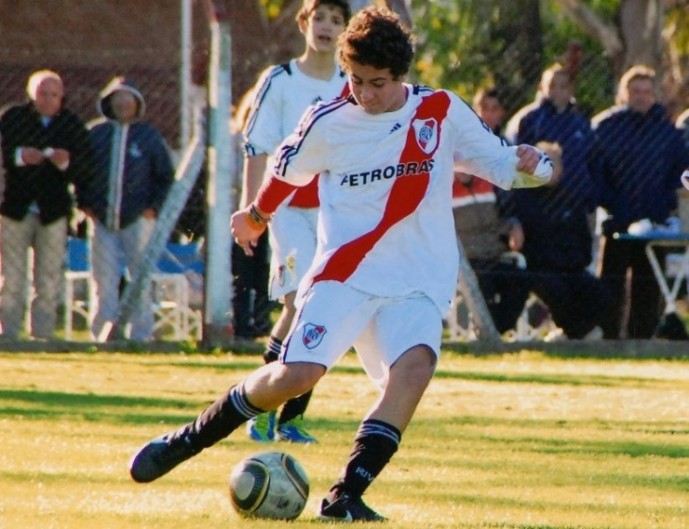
614, 233, 689, 314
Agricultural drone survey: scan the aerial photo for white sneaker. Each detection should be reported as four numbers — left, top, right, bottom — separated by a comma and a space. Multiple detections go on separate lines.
544, 328, 566, 342
583, 326, 603, 340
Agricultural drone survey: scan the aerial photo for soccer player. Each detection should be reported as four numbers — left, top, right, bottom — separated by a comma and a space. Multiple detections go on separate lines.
239, 0, 351, 444
129, 6, 552, 522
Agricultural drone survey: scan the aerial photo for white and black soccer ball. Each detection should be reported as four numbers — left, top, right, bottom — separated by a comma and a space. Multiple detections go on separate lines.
228, 450, 310, 520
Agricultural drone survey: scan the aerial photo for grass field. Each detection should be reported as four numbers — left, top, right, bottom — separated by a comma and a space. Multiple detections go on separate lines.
1, 349, 688, 529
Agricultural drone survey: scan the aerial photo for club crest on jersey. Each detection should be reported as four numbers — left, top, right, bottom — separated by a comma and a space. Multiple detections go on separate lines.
303, 323, 327, 349
412, 118, 438, 154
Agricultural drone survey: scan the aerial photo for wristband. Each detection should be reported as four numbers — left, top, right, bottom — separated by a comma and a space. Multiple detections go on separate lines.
247, 204, 271, 230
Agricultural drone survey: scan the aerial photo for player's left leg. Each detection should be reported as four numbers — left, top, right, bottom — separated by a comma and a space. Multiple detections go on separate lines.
129, 360, 324, 483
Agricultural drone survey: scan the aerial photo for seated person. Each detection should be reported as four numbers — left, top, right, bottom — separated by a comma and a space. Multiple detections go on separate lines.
452, 171, 530, 334
511, 142, 610, 339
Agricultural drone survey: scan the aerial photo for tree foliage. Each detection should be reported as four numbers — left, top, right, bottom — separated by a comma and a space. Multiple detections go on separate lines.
411, 0, 689, 117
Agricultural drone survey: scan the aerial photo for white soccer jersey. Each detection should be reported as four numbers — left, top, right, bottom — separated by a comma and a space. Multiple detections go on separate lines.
272, 85, 550, 313
243, 58, 348, 170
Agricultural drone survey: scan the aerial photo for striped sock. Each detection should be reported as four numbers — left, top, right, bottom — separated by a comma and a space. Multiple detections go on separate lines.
329, 419, 401, 498
263, 336, 282, 363
187, 382, 265, 448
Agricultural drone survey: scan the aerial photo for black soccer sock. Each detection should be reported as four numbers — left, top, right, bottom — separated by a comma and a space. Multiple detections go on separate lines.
178, 383, 265, 449
329, 419, 401, 499
263, 336, 282, 364
278, 389, 313, 425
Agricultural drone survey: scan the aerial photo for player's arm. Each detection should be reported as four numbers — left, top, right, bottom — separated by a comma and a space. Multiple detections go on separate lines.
231, 176, 297, 256
449, 92, 551, 188
239, 153, 268, 209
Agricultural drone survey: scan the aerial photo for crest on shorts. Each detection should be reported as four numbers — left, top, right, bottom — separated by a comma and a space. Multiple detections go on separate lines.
412, 118, 438, 154
303, 323, 327, 349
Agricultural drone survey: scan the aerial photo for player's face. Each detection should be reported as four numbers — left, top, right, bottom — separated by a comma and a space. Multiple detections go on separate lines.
348, 63, 407, 115
110, 90, 139, 123
626, 78, 656, 114
303, 4, 346, 54
33, 78, 63, 118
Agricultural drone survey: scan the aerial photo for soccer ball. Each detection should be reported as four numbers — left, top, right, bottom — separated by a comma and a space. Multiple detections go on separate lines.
228, 451, 310, 520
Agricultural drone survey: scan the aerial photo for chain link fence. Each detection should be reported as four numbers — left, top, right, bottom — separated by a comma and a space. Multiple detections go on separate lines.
0, 1, 687, 343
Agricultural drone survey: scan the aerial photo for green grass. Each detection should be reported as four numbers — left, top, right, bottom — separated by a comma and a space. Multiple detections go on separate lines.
1, 350, 688, 529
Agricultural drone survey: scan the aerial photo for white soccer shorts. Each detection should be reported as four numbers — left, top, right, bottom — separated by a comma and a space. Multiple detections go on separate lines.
281, 280, 443, 389
268, 206, 318, 301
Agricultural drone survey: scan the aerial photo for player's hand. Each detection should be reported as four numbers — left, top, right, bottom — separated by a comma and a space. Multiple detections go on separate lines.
515, 145, 541, 174
231, 208, 266, 256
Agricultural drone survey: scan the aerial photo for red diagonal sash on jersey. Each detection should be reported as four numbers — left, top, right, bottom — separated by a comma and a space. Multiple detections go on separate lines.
312, 90, 451, 284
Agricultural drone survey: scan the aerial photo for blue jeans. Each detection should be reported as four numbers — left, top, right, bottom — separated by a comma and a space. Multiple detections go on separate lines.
91, 217, 155, 341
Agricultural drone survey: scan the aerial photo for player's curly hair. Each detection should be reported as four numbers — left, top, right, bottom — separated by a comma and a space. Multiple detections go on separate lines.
337, 6, 414, 80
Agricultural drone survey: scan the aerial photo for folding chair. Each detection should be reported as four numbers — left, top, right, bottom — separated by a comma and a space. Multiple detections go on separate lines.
63, 237, 96, 340
151, 242, 204, 340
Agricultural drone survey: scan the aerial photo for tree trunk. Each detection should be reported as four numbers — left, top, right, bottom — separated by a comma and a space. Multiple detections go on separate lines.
491, 0, 544, 116
619, 0, 664, 72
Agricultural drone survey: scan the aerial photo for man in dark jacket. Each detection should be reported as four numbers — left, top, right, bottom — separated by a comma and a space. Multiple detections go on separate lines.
0, 69, 94, 339
80, 76, 174, 341
591, 65, 689, 339
508, 64, 607, 340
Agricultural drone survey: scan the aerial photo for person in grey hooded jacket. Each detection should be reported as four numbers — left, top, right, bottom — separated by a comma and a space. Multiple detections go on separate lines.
81, 76, 174, 341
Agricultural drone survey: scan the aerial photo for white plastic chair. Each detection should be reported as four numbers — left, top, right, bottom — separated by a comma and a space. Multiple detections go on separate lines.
63, 237, 96, 340
151, 242, 204, 340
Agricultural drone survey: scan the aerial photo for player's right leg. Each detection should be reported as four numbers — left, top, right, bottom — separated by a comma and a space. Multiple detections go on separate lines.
318, 295, 441, 522
129, 361, 324, 483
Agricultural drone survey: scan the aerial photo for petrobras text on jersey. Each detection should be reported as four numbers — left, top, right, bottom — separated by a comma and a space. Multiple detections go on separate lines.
340, 159, 436, 187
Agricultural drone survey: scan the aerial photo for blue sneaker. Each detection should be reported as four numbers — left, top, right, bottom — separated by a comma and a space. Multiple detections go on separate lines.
276, 416, 317, 444
246, 411, 276, 442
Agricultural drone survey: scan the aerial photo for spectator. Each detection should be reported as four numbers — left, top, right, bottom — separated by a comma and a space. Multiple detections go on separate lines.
453, 87, 530, 334
238, 0, 351, 444
676, 107, 689, 149
509, 63, 598, 214
472, 86, 507, 137
0, 69, 94, 340
511, 141, 609, 340
591, 65, 689, 339
80, 76, 174, 342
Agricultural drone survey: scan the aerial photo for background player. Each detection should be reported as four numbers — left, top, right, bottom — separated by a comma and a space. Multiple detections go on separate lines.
239, 0, 351, 444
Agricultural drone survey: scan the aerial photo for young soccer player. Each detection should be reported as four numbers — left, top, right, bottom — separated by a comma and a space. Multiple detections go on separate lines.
240, 0, 351, 444
130, 6, 552, 521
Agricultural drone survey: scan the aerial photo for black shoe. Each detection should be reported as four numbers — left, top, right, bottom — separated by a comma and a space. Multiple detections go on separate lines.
129, 432, 200, 483
317, 493, 386, 522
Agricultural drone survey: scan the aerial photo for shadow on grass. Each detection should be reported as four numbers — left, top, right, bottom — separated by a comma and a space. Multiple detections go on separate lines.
0, 388, 205, 425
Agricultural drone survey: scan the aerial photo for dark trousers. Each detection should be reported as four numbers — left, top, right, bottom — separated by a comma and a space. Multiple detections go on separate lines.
528, 268, 611, 339
599, 236, 663, 339
472, 259, 531, 334
231, 231, 271, 338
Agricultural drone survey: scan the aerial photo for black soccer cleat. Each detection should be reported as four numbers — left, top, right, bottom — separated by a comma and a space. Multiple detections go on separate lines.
317, 493, 386, 522
129, 433, 200, 483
